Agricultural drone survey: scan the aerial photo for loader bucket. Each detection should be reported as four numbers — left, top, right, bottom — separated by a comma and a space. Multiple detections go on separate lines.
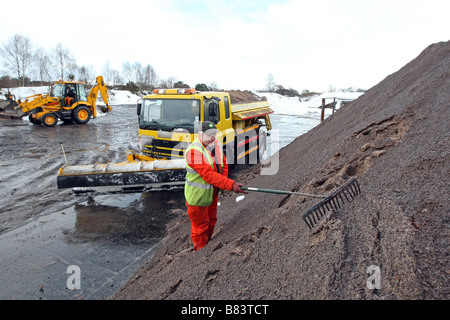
57, 159, 186, 194
0, 99, 23, 119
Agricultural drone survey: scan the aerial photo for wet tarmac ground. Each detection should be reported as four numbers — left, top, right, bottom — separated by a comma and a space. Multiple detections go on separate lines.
0, 105, 186, 299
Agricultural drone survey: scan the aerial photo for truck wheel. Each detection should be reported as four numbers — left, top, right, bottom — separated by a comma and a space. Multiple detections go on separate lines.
41, 113, 58, 127
73, 106, 91, 124
28, 113, 41, 125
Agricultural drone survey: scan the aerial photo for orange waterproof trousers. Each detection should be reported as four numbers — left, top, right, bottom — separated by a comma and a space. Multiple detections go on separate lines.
186, 196, 218, 251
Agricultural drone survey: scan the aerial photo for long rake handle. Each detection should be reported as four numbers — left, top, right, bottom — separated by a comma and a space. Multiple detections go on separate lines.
242, 187, 328, 199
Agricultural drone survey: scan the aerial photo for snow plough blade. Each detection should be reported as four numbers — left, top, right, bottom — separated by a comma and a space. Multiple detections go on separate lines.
57, 152, 186, 194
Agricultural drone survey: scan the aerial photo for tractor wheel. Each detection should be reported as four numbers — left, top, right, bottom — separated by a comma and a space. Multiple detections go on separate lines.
28, 113, 41, 125
41, 113, 58, 127
72, 106, 91, 124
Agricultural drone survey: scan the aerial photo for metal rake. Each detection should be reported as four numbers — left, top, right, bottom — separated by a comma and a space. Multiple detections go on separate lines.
241, 178, 361, 230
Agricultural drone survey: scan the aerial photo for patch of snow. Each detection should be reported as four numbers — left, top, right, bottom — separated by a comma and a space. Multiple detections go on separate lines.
1, 86, 50, 101
257, 91, 364, 117
100, 89, 141, 106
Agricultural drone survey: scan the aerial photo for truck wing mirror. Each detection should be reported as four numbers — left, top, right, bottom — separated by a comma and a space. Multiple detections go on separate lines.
209, 101, 219, 117
209, 102, 218, 117
208, 101, 219, 124
137, 99, 142, 115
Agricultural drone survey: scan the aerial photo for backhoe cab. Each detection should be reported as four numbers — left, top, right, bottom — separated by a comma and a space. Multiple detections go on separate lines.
19, 76, 112, 127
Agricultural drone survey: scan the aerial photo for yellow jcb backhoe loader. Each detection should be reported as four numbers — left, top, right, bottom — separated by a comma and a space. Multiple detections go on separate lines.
6, 76, 112, 127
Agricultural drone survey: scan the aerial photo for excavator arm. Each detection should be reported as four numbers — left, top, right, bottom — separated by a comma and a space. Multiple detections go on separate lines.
87, 76, 112, 117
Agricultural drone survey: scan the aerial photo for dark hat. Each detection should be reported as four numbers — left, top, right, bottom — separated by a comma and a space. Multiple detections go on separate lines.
201, 121, 217, 132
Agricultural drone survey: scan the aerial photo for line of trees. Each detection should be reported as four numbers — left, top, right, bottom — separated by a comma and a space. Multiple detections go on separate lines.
264, 73, 366, 98
0, 34, 209, 92
0, 35, 85, 87
264, 73, 306, 97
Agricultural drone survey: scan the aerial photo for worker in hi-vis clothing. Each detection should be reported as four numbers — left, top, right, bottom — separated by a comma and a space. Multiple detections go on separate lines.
184, 121, 247, 251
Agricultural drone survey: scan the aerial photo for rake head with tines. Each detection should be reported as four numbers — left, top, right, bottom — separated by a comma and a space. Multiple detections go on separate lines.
302, 178, 361, 230
240, 178, 361, 230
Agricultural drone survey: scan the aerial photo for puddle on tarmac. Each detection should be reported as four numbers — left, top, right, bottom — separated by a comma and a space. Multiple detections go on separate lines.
64, 192, 186, 246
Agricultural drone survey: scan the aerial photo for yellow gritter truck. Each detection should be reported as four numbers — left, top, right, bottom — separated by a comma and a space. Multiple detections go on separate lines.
57, 88, 273, 194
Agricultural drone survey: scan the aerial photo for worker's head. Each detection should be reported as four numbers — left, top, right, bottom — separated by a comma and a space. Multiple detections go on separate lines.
200, 121, 217, 146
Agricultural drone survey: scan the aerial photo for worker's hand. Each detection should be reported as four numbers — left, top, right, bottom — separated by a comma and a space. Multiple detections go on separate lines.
232, 182, 248, 194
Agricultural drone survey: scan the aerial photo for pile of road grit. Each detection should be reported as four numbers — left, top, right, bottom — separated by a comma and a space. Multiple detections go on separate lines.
114, 41, 449, 300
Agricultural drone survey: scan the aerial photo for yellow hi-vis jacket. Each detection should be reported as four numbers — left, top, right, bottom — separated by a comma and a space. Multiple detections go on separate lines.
184, 138, 227, 207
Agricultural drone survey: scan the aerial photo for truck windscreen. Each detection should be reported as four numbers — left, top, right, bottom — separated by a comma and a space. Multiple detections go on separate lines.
140, 98, 200, 131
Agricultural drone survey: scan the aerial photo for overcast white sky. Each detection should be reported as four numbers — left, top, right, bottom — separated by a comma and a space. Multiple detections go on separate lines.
1, 0, 449, 91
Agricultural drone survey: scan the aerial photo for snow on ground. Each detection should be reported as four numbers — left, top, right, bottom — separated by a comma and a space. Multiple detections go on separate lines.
260, 91, 364, 118
256, 91, 365, 152
1, 86, 50, 101
100, 90, 141, 106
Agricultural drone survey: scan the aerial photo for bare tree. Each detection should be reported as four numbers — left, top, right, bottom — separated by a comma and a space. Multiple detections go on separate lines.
53, 43, 77, 81
167, 76, 176, 88
34, 48, 53, 86
111, 70, 122, 86
122, 61, 157, 89
102, 62, 123, 86
209, 81, 219, 91
121, 61, 133, 83
102, 61, 113, 84
265, 73, 275, 92
159, 76, 176, 89
0, 34, 34, 87
133, 62, 144, 85
77, 65, 94, 83
143, 64, 158, 90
